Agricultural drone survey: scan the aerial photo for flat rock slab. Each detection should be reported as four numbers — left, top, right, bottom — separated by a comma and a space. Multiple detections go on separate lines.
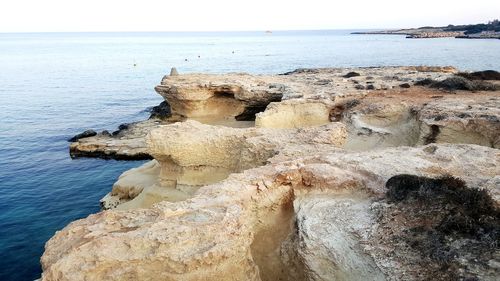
69, 119, 166, 160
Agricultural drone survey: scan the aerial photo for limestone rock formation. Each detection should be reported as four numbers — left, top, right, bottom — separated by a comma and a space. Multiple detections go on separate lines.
68, 66, 500, 159
339, 87, 500, 150
255, 99, 332, 128
69, 119, 161, 160
418, 95, 500, 147
41, 144, 499, 281
154, 73, 285, 121
47, 67, 500, 280
100, 120, 347, 210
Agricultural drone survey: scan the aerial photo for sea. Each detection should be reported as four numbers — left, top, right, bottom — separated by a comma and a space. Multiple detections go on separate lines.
0, 30, 499, 281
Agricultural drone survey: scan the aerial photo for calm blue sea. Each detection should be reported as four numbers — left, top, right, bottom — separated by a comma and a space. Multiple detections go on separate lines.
0, 30, 499, 281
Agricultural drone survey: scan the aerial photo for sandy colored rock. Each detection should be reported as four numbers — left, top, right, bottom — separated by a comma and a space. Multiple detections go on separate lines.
255, 99, 332, 128
69, 119, 164, 160
100, 120, 347, 210
417, 95, 500, 147
69, 67, 499, 159
154, 73, 285, 120
41, 144, 499, 281
340, 88, 500, 150
50, 66, 500, 280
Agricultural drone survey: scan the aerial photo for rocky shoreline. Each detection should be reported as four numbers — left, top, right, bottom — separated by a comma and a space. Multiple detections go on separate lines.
44, 66, 500, 281
353, 30, 500, 39
352, 21, 500, 39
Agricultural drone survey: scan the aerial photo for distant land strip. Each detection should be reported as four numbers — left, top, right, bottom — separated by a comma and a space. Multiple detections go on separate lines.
352, 20, 500, 39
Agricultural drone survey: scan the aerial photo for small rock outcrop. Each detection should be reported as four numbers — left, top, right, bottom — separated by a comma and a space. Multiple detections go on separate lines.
343, 71, 361, 78
67, 129, 97, 142
154, 73, 285, 122
170, 67, 179, 76
69, 120, 160, 160
148, 101, 171, 120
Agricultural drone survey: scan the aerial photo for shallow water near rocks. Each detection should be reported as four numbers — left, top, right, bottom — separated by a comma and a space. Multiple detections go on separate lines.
0, 31, 499, 281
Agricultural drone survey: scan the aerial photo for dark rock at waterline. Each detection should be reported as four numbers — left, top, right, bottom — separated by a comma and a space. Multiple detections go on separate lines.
70, 149, 153, 160
118, 124, 129, 130
100, 130, 112, 137
457, 70, 500, 81
399, 83, 411, 88
416, 76, 499, 91
366, 84, 375, 90
112, 124, 130, 136
280, 68, 321, 75
343, 72, 361, 78
68, 130, 97, 142
149, 101, 171, 120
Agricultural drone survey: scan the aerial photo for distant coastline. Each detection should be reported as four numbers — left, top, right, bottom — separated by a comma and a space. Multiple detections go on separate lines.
352, 20, 500, 39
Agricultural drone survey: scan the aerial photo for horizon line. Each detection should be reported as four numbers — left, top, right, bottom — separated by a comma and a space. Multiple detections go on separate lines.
2, 20, 495, 34
0, 28, 405, 34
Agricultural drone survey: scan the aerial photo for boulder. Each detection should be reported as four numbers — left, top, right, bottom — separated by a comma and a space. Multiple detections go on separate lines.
68, 130, 97, 142
343, 71, 361, 78
149, 101, 171, 120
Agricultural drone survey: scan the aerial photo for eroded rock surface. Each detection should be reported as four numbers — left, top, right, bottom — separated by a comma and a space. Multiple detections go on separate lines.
341, 88, 500, 150
69, 66, 500, 159
42, 144, 499, 281
155, 73, 285, 120
48, 66, 500, 281
69, 119, 162, 160
100, 120, 347, 210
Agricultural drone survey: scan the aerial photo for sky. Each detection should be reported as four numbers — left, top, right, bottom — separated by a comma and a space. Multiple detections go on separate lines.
0, 0, 499, 32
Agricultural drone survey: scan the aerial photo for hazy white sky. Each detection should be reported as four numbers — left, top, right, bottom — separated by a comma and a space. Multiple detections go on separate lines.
0, 0, 499, 32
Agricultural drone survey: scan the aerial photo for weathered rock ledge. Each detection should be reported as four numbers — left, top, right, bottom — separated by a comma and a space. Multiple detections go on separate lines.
42, 143, 499, 281
44, 67, 500, 281
100, 120, 346, 209
69, 67, 500, 159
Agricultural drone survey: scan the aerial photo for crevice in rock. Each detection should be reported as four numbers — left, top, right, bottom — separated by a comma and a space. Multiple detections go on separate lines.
424, 124, 440, 144
235, 105, 269, 121
250, 188, 297, 281
275, 190, 386, 281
